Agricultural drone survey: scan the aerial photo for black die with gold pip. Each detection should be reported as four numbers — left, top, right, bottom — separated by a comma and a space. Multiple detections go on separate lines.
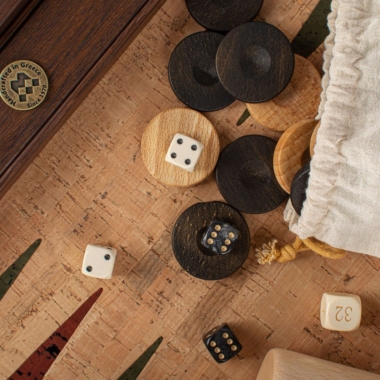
203, 323, 242, 363
201, 219, 239, 255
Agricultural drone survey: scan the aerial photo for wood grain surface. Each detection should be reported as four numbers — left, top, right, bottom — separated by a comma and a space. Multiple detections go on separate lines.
257, 348, 380, 379
172, 202, 250, 280
186, 0, 263, 32
168, 31, 235, 112
0, 1, 380, 379
290, 162, 310, 215
141, 108, 220, 187
0, 0, 166, 199
310, 121, 321, 157
247, 55, 321, 132
0, 0, 28, 35
0, 0, 41, 50
216, 22, 294, 103
273, 119, 318, 193
216, 135, 288, 214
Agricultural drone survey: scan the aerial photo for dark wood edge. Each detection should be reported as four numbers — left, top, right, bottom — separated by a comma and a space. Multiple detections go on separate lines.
0, 0, 42, 51
0, 0, 167, 199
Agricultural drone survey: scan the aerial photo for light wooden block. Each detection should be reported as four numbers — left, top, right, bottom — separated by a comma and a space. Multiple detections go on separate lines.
141, 108, 220, 187
257, 349, 380, 380
320, 292, 362, 331
310, 121, 320, 157
273, 119, 318, 193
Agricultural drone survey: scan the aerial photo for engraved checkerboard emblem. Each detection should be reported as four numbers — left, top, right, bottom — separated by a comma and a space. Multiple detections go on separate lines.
0, 60, 48, 110
10, 73, 40, 102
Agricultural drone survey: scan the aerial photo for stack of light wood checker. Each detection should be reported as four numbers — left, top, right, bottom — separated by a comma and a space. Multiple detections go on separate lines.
1, 0, 379, 379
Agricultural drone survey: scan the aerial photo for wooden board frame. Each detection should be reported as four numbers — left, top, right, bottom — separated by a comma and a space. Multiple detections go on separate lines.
0, 0, 166, 200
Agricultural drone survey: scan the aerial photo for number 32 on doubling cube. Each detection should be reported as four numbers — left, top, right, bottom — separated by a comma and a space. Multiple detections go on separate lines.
335, 305, 353, 322
320, 293, 361, 331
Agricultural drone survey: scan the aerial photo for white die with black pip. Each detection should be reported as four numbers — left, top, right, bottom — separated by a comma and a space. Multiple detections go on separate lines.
165, 133, 204, 172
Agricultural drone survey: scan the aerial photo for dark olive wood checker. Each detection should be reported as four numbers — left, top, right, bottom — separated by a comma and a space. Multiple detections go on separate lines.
0, 0, 165, 199
216, 22, 294, 103
168, 31, 235, 112
291, 162, 311, 215
186, 0, 263, 33
172, 202, 251, 280
216, 135, 288, 214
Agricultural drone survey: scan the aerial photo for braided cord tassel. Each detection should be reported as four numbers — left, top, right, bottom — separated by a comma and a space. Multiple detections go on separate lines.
255, 236, 346, 265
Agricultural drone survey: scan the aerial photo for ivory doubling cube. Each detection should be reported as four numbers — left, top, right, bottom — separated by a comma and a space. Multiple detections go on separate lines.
320, 292, 361, 331
165, 133, 204, 172
81, 244, 117, 279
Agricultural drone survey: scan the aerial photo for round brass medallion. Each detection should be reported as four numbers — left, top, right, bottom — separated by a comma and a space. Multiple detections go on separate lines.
0, 60, 48, 110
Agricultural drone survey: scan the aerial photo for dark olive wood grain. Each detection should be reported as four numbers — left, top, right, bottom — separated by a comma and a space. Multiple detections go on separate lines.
216, 22, 294, 103
290, 161, 310, 215
168, 31, 235, 112
0, 0, 41, 50
186, 0, 263, 33
216, 135, 288, 214
0, 0, 166, 199
172, 201, 250, 280
0, 0, 29, 36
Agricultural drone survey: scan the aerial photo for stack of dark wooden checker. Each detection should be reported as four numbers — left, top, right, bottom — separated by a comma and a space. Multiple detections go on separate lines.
167, 0, 313, 285
162, 1, 319, 364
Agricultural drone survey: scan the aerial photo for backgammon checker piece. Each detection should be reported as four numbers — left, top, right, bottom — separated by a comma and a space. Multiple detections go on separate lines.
290, 162, 310, 215
186, 0, 263, 33
257, 349, 379, 380
141, 108, 220, 187
246, 55, 321, 132
172, 201, 250, 280
216, 135, 288, 214
310, 121, 320, 157
273, 119, 318, 193
168, 32, 235, 112
216, 22, 294, 103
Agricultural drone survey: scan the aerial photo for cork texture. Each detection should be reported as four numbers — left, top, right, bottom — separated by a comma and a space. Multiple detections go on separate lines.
1, 1, 379, 379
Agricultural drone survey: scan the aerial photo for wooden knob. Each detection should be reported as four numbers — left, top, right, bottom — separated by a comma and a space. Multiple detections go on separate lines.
273, 119, 318, 193
246, 55, 321, 132
215, 135, 288, 214
310, 121, 321, 157
172, 201, 250, 280
216, 22, 294, 103
141, 108, 220, 187
186, 0, 263, 33
290, 162, 310, 215
168, 32, 235, 112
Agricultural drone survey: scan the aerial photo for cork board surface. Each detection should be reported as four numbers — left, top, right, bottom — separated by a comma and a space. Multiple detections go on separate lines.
1, 0, 380, 379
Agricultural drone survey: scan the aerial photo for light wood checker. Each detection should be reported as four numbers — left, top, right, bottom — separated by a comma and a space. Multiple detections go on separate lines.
1, 1, 380, 379
274, 119, 319, 193
141, 108, 219, 187
246, 54, 321, 132
257, 349, 380, 380
310, 121, 321, 157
